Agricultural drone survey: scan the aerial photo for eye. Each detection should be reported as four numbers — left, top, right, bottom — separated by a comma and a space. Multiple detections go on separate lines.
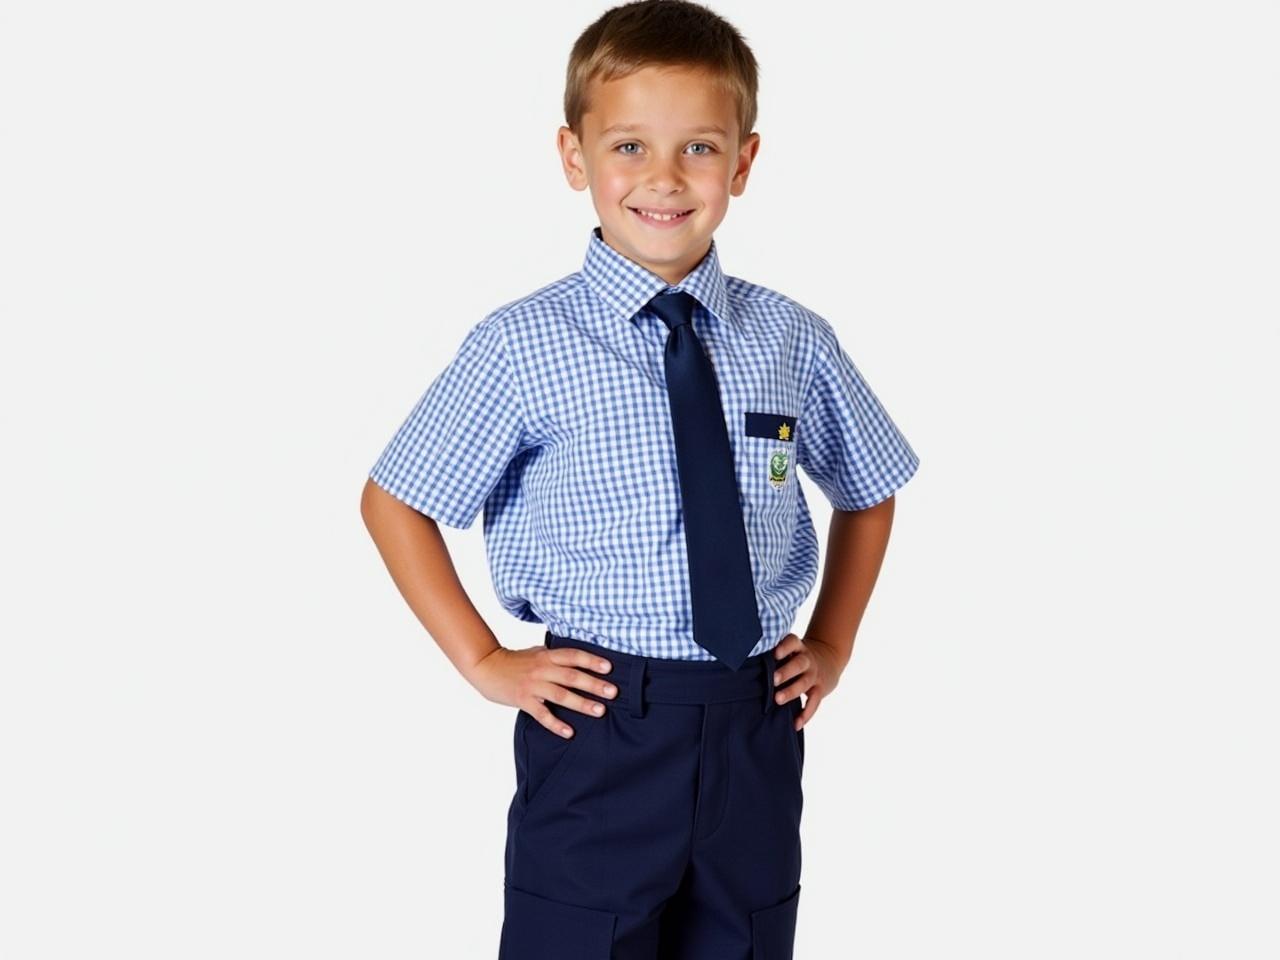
613, 141, 718, 156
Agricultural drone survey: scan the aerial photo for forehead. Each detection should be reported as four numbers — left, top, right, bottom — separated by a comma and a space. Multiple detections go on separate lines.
583, 65, 737, 137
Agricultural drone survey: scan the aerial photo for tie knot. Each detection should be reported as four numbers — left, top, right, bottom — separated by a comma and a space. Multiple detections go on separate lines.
647, 290, 698, 332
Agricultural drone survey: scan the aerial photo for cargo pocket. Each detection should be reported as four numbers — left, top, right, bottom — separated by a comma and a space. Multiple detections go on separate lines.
498, 882, 618, 959
750, 883, 801, 959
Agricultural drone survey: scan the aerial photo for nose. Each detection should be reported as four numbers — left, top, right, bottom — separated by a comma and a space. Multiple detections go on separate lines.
645, 155, 685, 195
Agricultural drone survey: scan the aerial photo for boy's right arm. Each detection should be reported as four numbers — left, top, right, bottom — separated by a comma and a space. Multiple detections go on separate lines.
359, 478, 618, 736
360, 477, 503, 683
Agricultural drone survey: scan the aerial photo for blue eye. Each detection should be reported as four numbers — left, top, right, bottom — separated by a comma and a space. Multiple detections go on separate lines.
613, 142, 717, 156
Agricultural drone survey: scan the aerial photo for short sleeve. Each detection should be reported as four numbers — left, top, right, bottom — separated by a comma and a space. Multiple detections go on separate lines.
369, 316, 529, 529
795, 315, 920, 511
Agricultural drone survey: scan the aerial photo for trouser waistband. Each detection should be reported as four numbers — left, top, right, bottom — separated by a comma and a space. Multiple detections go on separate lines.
543, 630, 787, 719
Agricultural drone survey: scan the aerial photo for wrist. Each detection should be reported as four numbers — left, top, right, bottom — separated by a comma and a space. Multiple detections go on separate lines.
463, 643, 504, 687
806, 632, 852, 672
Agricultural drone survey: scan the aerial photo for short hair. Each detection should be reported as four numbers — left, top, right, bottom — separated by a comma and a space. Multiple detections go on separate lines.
564, 0, 760, 147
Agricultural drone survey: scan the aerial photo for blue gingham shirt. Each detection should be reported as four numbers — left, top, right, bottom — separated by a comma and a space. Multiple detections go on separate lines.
369, 226, 919, 661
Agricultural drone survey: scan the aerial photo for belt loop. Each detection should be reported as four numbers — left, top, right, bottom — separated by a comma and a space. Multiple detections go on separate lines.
762, 652, 775, 715
629, 658, 647, 719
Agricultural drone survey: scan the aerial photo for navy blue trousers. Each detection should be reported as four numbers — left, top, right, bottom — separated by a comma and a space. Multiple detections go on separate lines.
499, 631, 805, 960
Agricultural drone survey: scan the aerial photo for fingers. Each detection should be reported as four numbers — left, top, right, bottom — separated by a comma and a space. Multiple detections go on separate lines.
526, 648, 618, 738
546, 649, 618, 704
772, 649, 811, 698
552, 648, 614, 678
795, 694, 820, 730
527, 701, 579, 739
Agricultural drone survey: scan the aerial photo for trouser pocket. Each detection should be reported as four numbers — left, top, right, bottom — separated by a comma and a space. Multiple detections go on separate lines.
750, 883, 801, 959
515, 704, 600, 812
790, 697, 805, 774
498, 882, 618, 959
780, 696, 805, 777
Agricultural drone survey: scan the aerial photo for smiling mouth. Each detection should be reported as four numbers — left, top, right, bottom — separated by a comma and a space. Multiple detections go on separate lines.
629, 207, 694, 224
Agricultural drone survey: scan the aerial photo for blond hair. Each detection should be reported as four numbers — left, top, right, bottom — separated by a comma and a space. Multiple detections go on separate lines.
564, 0, 760, 147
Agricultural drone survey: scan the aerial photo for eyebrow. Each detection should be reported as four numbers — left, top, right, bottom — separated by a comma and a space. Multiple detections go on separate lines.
599, 123, 730, 138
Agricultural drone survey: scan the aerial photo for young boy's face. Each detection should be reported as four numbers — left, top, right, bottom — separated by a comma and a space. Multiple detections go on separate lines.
558, 64, 761, 286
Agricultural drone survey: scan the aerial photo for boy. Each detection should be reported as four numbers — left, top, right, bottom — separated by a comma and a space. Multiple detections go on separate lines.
361, 1, 919, 956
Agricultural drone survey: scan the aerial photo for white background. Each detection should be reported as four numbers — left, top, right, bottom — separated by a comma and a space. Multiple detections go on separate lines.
3, 1, 1277, 956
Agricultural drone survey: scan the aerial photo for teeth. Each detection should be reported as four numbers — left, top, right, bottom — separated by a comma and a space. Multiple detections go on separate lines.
635, 208, 688, 222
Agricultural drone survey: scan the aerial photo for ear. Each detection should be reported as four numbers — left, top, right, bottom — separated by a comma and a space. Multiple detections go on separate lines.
729, 131, 762, 197
557, 125, 590, 192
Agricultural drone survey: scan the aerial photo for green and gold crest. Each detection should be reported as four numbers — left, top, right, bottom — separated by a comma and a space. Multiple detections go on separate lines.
768, 448, 790, 489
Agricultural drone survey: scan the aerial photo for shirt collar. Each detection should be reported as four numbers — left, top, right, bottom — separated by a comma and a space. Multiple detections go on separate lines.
580, 226, 750, 340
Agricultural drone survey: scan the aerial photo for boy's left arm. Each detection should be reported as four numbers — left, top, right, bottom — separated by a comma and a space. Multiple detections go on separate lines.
771, 495, 896, 729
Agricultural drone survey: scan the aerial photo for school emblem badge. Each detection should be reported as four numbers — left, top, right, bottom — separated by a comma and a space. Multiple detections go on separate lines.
743, 411, 796, 490
769, 447, 790, 489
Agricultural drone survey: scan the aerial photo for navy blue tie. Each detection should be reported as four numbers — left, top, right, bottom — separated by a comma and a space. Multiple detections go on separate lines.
648, 289, 763, 671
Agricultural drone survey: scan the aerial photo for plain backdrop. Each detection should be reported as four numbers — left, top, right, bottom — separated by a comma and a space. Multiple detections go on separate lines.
2, 0, 1277, 957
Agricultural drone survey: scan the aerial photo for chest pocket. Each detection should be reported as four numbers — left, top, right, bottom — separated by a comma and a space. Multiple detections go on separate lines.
743, 410, 797, 444
740, 409, 799, 501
